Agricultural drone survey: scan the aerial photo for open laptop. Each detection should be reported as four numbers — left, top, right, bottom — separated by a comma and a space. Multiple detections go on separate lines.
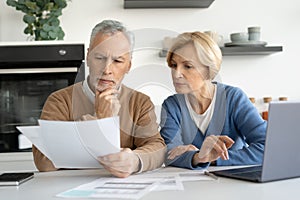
212, 102, 300, 183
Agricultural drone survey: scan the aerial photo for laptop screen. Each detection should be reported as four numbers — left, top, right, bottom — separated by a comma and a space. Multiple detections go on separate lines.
261, 102, 300, 182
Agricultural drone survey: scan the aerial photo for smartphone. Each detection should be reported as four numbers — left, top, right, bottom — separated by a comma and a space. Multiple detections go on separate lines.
0, 172, 34, 186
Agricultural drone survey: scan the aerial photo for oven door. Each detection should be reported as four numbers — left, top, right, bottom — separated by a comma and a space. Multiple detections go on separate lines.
0, 66, 84, 152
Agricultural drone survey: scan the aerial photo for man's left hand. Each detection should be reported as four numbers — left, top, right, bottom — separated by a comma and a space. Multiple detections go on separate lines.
98, 148, 140, 178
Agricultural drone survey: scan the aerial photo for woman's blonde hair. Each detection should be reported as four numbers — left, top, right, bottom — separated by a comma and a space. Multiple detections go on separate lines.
166, 31, 222, 80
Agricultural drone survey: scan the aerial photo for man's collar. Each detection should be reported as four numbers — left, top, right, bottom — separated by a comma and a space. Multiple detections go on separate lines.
82, 79, 95, 104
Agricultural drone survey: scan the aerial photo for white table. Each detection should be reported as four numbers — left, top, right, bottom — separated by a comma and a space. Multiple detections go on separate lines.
0, 152, 299, 200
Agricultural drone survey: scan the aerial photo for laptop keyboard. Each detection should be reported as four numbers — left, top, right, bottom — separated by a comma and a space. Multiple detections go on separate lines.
213, 166, 263, 180
231, 166, 262, 173
233, 169, 262, 178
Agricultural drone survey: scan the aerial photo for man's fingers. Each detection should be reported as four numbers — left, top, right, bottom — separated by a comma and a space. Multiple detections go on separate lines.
98, 88, 119, 97
101, 163, 130, 178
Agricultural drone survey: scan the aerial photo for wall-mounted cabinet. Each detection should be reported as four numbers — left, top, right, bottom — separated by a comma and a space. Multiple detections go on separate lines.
124, 0, 215, 9
158, 46, 283, 57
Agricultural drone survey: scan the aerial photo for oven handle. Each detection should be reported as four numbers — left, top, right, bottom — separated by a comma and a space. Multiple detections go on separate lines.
0, 67, 79, 74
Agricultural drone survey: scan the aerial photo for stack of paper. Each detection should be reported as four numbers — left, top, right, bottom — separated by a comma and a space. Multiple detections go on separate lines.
17, 117, 120, 169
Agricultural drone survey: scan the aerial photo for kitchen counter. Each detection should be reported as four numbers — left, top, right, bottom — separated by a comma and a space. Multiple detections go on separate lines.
0, 152, 37, 172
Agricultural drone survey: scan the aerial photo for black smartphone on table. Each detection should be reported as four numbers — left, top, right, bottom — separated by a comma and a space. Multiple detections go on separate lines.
0, 172, 34, 186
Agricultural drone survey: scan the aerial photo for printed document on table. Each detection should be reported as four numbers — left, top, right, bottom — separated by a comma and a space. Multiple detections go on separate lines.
17, 117, 120, 169
57, 178, 157, 199
56, 167, 216, 199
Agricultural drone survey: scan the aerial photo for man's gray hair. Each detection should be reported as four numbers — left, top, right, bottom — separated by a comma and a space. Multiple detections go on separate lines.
90, 20, 135, 54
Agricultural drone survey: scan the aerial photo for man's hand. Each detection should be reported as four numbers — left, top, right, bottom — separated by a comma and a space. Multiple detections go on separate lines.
95, 87, 120, 119
97, 148, 140, 178
79, 114, 97, 121
193, 135, 234, 165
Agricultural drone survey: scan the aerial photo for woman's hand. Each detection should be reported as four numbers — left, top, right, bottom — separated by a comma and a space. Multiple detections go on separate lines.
193, 135, 234, 165
97, 148, 140, 178
168, 144, 199, 160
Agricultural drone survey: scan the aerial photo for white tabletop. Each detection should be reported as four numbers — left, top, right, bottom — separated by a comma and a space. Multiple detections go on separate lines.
0, 152, 299, 200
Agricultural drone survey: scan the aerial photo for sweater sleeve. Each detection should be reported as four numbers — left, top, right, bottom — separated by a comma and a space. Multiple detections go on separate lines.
128, 93, 166, 172
216, 87, 266, 166
33, 90, 72, 172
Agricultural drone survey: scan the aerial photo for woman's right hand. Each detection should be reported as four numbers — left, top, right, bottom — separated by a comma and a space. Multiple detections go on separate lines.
193, 135, 234, 165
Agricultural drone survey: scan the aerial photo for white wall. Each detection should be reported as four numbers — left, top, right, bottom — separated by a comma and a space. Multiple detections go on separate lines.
1, 0, 300, 110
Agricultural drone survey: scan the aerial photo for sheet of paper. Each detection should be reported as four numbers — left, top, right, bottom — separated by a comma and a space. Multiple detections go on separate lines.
130, 167, 214, 182
56, 178, 157, 199
17, 117, 120, 169
16, 126, 50, 158
73, 117, 120, 157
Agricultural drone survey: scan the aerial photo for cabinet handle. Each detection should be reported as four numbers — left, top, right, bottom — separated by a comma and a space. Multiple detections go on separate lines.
59, 49, 67, 56
0, 67, 78, 74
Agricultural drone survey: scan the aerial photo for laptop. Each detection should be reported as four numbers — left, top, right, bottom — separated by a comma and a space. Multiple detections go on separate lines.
212, 102, 300, 183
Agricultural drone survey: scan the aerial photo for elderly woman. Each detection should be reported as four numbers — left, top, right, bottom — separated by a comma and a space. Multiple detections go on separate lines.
160, 31, 266, 170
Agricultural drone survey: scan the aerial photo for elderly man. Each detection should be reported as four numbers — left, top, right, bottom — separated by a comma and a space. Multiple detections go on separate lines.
33, 20, 166, 178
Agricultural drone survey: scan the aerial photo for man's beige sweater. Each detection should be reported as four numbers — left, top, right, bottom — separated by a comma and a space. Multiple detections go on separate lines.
33, 82, 166, 172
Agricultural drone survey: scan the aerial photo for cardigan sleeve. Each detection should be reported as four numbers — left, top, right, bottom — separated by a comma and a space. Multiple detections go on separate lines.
160, 96, 209, 170
216, 87, 267, 166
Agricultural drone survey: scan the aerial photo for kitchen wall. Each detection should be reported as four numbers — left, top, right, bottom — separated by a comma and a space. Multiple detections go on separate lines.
1, 0, 300, 111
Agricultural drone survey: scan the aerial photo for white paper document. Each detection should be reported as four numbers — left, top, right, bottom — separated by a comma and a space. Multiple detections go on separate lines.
57, 178, 157, 199
17, 117, 120, 169
56, 167, 215, 199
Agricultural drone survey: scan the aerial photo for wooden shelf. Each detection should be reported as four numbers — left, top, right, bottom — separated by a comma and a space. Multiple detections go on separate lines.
220, 46, 283, 56
158, 46, 283, 57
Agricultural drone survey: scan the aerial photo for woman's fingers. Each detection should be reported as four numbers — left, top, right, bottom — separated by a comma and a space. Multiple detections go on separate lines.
212, 139, 227, 160
203, 135, 234, 161
168, 147, 184, 160
169, 136, 234, 162
219, 136, 235, 149
214, 136, 234, 160
168, 145, 198, 160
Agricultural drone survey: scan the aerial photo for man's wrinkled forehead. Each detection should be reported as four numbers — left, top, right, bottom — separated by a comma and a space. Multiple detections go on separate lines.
89, 32, 131, 56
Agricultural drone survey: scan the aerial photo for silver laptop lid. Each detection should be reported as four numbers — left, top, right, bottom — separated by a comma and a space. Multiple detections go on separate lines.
262, 102, 300, 182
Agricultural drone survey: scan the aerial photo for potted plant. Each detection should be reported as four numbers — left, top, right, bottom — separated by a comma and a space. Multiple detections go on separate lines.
6, 0, 69, 41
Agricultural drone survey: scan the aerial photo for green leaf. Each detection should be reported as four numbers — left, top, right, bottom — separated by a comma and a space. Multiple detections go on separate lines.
52, 9, 62, 17
16, 4, 29, 13
24, 26, 33, 35
36, 0, 47, 8
42, 23, 52, 32
40, 30, 48, 39
45, 2, 54, 10
24, 1, 38, 10
23, 14, 36, 24
39, 18, 47, 25
52, 26, 60, 33
6, 0, 17, 7
54, 0, 67, 9
49, 31, 57, 39
57, 29, 65, 40
50, 18, 59, 26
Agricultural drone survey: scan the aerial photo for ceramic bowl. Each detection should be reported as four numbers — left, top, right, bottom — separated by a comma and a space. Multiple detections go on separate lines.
230, 32, 249, 42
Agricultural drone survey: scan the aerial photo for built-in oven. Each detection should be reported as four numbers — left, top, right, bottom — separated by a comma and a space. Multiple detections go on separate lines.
0, 42, 85, 152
